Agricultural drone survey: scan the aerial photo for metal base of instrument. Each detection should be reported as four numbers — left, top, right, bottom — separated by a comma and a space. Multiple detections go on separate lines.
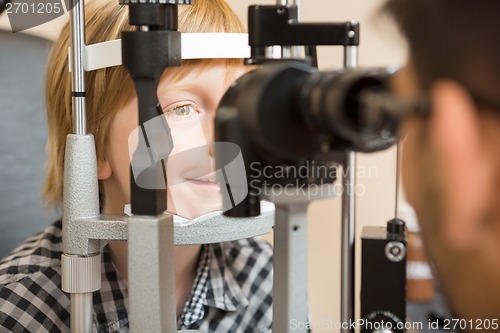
262, 184, 338, 333
128, 214, 176, 332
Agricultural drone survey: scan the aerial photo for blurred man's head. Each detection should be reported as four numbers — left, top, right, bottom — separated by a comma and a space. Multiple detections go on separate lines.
383, 0, 500, 328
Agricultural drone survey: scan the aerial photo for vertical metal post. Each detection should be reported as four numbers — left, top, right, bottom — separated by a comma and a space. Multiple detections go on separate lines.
71, 293, 93, 333
344, 47, 358, 70
67, 0, 95, 332
341, 41, 358, 333
341, 152, 356, 333
128, 215, 177, 333
62, 134, 101, 333
63, 136, 101, 333
273, 203, 309, 333
70, 0, 86, 135
344, 23, 358, 70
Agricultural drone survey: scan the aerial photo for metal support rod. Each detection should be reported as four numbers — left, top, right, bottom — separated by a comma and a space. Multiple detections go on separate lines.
394, 141, 402, 218
341, 151, 356, 333
340, 37, 358, 333
344, 21, 358, 69
273, 202, 309, 333
71, 293, 93, 333
62, 134, 100, 333
344, 45, 358, 69
66, 1, 98, 331
128, 214, 176, 333
69, 0, 87, 135
264, 186, 337, 332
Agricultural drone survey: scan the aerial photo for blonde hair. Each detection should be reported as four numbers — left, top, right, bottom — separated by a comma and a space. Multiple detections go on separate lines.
43, 0, 246, 209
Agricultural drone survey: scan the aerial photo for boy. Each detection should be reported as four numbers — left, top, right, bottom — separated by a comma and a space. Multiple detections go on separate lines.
0, 0, 273, 332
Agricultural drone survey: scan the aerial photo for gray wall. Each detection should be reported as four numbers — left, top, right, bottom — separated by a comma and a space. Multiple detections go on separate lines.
0, 30, 57, 258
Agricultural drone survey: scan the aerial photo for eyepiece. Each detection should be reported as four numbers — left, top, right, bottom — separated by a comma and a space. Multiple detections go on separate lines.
301, 68, 396, 152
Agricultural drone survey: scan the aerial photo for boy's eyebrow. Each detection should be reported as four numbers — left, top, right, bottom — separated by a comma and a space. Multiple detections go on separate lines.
158, 83, 201, 96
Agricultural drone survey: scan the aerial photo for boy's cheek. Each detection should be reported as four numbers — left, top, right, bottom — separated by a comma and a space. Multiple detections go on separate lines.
169, 118, 209, 155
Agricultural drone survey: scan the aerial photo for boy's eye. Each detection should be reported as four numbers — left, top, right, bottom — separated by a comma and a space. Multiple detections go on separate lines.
166, 104, 198, 119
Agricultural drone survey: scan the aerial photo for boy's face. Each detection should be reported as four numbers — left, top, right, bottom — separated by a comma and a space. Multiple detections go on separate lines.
101, 60, 244, 219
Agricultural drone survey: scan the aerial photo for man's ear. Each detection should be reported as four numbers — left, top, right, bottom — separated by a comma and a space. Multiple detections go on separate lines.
98, 156, 112, 180
429, 80, 493, 250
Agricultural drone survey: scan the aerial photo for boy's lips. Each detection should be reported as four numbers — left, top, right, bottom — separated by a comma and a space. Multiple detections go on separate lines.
186, 178, 220, 189
191, 176, 217, 183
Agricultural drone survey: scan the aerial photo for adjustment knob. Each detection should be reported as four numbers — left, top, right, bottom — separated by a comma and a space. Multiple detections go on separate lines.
361, 311, 404, 333
387, 218, 406, 235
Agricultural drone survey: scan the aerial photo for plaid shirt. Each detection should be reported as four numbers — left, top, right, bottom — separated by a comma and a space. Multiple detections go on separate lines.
0, 221, 273, 333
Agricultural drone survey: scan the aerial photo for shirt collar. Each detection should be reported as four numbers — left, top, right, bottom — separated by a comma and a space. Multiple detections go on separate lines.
95, 242, 250, 330
94, 247, 129, 333
204, 242, 249, 311
181, 243, 249, 326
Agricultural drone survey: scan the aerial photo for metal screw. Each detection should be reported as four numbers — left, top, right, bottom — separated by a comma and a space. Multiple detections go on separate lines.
385, 241, 406, 262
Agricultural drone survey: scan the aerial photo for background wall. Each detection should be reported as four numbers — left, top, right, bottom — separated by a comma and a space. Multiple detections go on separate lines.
1, 1, 407, 331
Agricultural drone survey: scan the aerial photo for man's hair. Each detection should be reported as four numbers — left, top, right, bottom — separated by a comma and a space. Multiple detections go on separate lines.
382, 0, 500, 106
43, 0, 246, 209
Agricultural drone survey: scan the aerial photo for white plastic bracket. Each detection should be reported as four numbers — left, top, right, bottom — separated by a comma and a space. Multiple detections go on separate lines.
69, 33, 250, 72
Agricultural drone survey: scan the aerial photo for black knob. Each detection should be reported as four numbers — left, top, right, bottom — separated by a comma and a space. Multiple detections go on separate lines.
387, 218, 406, 235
